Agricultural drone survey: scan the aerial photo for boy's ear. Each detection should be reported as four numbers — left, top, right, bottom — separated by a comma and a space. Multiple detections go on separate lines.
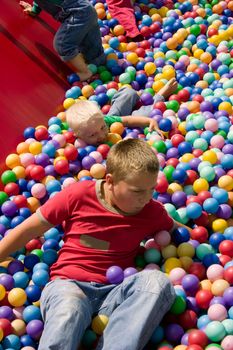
105, 173, 114, 190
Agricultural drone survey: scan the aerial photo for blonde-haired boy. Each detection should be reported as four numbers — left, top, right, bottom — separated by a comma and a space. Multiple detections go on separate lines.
0, 138, 190, 350
66, 78, 177, 144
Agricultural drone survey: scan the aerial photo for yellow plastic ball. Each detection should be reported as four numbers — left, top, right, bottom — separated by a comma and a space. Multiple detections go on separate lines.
218, 175, 233, 191
179, 256, 193, 271
0, 284, 6, 301
0, 328, 3, 342
55, 148, 65, 157
42, 175, 56, 185
77, 170, 91, 180
8, 288, 27, 307
152, 80, 165, 93
162, 67, 175, 79
113, 24, 125, 36
193, 49, 204, 59
200, 279, 212, 291
154, 52, 165, 59
29, 141, 42, 155
178, 121, 187, 135
167, 183, 183, 195
200, 52, 212, 64
202, 150, 218, 164
126, 52, 139, 65
12, 166, 26, 179
180, 153, 194, 163
110, 122, 125, 135
174, 346, 187, 350
177, 243, 195, 258
63, 98, 75, 109
91, 314, 109, 335
16, 142, 30, 154
27, 197, 40, 213
164, 257, 182, 273
212, 218, 228, 233
193, 178, 209, 193
118, 43, 127, 52
81, 85, 94, 98
54, 156, 66, 165
219, 102, 232, 114
161, 244, 177, 259
211, 279, 230, 296
5, 154, 21, 169
144, 62, 156, 75
90, 164, 106, 179
11, 319, 26, 336
107, 133, 122, 144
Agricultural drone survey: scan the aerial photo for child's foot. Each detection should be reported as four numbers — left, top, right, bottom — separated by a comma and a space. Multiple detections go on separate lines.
77, 70, 93, 82
127, 34, 144, 42
158, 78, 178, 99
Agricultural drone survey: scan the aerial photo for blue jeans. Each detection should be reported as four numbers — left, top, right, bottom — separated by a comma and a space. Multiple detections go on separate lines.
36, 0, 105, 64
108, 87, 164, 117
39, 270, 175, 350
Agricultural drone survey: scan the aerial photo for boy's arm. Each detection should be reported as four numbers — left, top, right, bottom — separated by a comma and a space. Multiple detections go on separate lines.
0, 213, 52, 262
19, 1, 42, 16
121, 116, 164, 138
172, 219, 192, 233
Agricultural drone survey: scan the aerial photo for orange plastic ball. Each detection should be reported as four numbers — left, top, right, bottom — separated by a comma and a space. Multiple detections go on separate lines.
110, 122, 125, 135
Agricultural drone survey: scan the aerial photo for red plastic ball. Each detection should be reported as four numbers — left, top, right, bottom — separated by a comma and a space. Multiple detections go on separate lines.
154, 101, 166, 113
185, 170, 198, 185
224, 266, 233, 284
25, 238, 42, 251
30, 165, 45, 181
186, 345, 203, 350
186, 196, 202, 206
188, 329, 208, 347
64, 145, 78, 161
178, 89, 190, 102
4, 183, 20, 196
178, 310, 197, 329
208, 28, 218, 37
150, 23, 160, 34
194, 212, 209, 227
227, 169, 233, 178
166, 158, 179, 168
13, 195, 28, 208
192, 149, 203, 157
101, 105, 111, 114
118, 35, 127, 42
192, 95, 204, 103
54, 159, 69, 175
171, 134, 185, 147
195, 290, 213, 309
197, 191, 212, 204
200, 24, 207, 34
135, 48, 146, 58
96, 144, 110, 158
219, 254, 232, 266
107, 82, 118, 90
190, 226, 208, 243
188, 262, 206, 280
169, 94, 181, 104
195, 68, 205, 79
35, 127, 49, 141
155, 177, 169, 193
25, 164, 35, 179
219, 240, 233, 257
0, 318, 12, 337
139, 40, 150, 50
63, 131, 76, 144
140, 26, 151, 37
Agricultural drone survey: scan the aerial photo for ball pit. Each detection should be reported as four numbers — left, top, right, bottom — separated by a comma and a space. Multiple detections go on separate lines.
1, 0, 233, 348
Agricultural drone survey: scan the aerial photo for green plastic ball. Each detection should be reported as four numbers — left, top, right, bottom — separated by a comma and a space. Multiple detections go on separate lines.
100, 71, 112, 83
144, 248, 161, 264
1, 170, 17, 185
153, 140, 167, 154
119, 72, 132, 84
170, 295, 186, 314
205, 321, 226, 342
196, 244, 215, 260
166, 100, 180, 112
163, 165, 175, 182
0, 191, 8, 205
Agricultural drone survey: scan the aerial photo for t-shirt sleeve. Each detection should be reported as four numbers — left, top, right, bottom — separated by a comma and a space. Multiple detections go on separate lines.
104, 115, 122, 127
154, 201, 174, 232
36, 182, 82, 226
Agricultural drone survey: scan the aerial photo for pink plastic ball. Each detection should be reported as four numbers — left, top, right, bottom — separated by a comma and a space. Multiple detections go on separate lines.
157, 154, 166, 167
207, 303, 227, 321
206, 264, 224, 282
144, 263, 160, 270
31, 183, 47, 199
89, 151, 103, 163
154, 230, 171, 246
163, 110, 176, 118
144, 239, 160, 250
210, 135, 225, 149
62, 178, 77, 188
52, 134, 66, 147
74, 139, 87, 148
205, 119, 218, 132
20, 153, 35, 167
221, 335, 233, 350
169, 267, 186, 285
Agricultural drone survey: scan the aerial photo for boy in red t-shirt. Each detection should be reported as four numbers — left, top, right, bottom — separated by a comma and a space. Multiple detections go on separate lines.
0, 139, 188, 350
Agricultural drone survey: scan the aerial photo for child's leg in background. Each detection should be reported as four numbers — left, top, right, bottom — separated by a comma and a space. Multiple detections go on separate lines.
53, 1, 104, 81
96, 270, 176, 350
106, 0, 140, 39
39, 279, 92, 350
108, 87, 140, 116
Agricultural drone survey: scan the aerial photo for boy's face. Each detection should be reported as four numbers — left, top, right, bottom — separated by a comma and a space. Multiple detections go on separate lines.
105, 172, 158, 215
78, 117, 108, 145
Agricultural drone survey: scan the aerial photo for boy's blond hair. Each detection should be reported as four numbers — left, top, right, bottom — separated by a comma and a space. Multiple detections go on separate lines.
66, 100, 103, 135
106, 139, 159, 183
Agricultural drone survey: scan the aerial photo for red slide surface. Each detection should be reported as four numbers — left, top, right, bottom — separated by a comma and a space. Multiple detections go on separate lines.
0, 0, 72, 168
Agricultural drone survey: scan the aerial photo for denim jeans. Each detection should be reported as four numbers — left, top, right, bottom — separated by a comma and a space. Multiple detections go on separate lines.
39, 269, 175, 350
36, 0, 105, 64
108, 87, 165, 117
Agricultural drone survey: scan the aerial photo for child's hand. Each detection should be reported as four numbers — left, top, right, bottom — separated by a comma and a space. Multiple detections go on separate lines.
148, 120, 164, 139
19, 1, 37, 16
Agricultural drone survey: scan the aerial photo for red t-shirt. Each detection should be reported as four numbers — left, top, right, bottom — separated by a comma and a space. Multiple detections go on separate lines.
37, 180, 173, 283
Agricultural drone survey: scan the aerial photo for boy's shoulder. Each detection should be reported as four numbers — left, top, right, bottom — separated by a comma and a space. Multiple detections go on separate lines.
65, 180, 95, 195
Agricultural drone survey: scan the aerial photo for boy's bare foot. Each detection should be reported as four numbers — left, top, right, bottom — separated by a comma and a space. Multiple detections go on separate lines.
77, 70, 93, 82
158, 78, 178, 99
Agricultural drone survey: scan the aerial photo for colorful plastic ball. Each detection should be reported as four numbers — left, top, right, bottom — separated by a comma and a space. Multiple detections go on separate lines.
154, 230, 171, 247
182, 274, 199, 294
212, 219, 228, 233
188, 262, 206, 280
91, 314, 109, 335
186, 202, 202, 219
188, 329, 208, 347
8, 288, 27, 307
1, 201, 18, 217
159, 119, 172, 132
205, 321, 226, 342
207, 264, 224, 282
165, 323, 184, 344
208, 303, 227, 321
195, 290, 213, 309
190, 226, 208, 243
26, 319, 44, 340
211, 279, 230, 296
169, 268, 186, 285
170, 295, 186, 315
179, 309, 197, 330
106, 266, 124, 284
221, 335, 233, 350
219, 240, 233, 257
224, 266, 233, 284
